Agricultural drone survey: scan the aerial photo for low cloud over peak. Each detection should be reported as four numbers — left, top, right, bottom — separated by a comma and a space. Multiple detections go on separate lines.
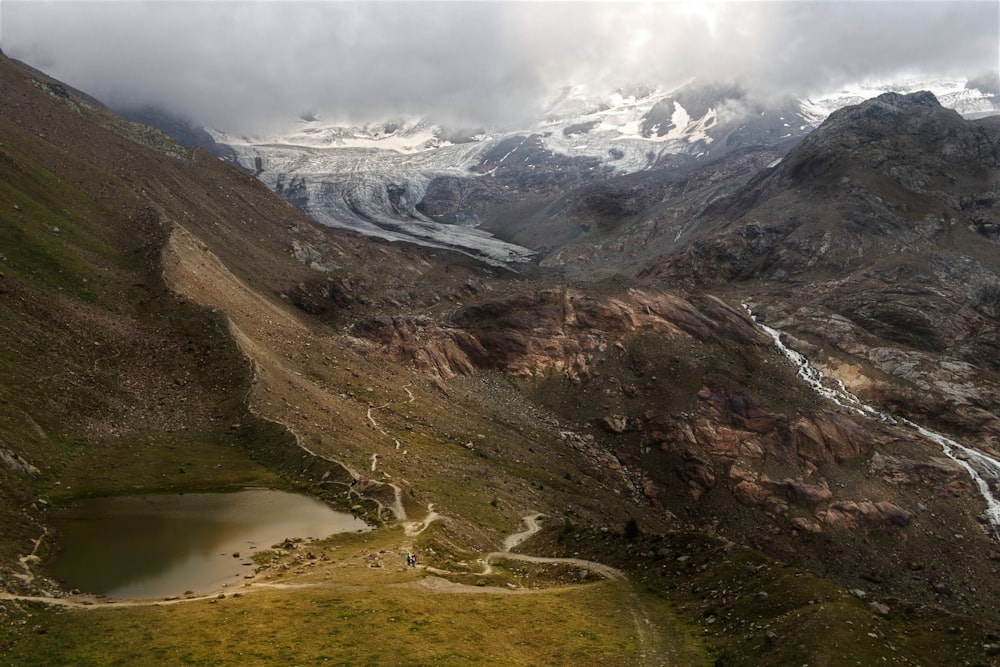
3, 1, 997, 134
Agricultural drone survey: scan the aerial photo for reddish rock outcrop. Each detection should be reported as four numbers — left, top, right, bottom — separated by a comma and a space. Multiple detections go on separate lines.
817, 500, 911, 532
683, 449, 717, 500
351, 288, 764, 380
697, 380, 784, 433
788, 411, 874, 465
692, 420, 766, 460
790, 516, 824, 533
728, 464, 833, 512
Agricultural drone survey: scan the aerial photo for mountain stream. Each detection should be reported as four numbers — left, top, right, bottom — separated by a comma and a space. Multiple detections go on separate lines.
744, 305, 1000, 539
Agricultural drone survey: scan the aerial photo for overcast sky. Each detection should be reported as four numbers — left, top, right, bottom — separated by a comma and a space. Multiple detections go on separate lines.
2, 1, 997, 134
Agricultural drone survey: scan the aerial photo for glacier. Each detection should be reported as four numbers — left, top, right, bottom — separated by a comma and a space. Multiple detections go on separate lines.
213, 78, 999, 264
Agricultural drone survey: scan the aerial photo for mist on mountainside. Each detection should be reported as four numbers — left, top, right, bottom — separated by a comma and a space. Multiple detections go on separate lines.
3, 0, 997, 134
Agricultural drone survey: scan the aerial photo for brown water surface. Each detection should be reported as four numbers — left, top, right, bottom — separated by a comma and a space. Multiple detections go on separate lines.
46, 489, 368, 599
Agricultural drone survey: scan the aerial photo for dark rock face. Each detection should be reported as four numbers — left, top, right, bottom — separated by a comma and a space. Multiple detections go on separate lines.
474, 146, 784, 278
637, 83, 812, 155
642, 92, 1000, 282
625, 93, 1000, 441
275, 174, 311, 211
418, 134, 613, 227
116, 104, 238, 162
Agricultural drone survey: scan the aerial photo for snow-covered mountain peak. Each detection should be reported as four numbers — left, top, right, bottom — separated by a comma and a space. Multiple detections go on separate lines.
210, 76, 1000, 265
805, 76, 999, 119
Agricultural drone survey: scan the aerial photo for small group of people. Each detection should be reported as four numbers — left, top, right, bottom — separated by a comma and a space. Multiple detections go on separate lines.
405, 552, 418, 568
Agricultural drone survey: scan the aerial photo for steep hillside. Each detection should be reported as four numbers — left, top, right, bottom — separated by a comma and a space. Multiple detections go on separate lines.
639, 92, 1000, 444
0, 51, 636, 564
0, 65, 278, 570
345, 92, 1000, 638
3, 54, 1000, 666
0, 51, 696, 664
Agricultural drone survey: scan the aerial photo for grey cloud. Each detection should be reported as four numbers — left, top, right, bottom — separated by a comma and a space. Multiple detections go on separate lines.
2, 1, 997, 134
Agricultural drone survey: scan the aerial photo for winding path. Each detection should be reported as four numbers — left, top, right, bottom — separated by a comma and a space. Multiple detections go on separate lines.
3, 511, 673, 664
477, 513, 667, 667
502, 512, 545, 552
403, 503, 441, 536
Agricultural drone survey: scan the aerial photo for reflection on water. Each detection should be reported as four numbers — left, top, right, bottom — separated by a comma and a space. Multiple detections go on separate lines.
46, 489, 368, 599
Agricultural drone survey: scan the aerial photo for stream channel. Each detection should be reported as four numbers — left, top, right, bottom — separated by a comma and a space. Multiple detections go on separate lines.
745, 305, 1000, 538
45, 488, 369, 599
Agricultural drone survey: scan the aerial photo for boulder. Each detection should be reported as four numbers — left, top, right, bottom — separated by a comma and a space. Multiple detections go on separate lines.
601, 415, 630, 434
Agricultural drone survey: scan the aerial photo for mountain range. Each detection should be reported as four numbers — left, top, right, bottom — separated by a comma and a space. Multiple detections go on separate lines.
3, 49, 1000, 665
200, 77, 999, 267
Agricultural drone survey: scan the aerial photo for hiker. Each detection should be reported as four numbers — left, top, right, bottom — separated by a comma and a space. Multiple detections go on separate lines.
405, 553, 413, 567
410, 553, 417, 567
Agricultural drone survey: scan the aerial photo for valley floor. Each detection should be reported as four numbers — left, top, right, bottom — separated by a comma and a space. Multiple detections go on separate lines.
0, 516, 709, 666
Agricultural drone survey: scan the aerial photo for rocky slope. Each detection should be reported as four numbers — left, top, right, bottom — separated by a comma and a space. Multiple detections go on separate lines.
3, 52, 1000, 665
343, 91, 1000, 620
641, 92, 1000, 444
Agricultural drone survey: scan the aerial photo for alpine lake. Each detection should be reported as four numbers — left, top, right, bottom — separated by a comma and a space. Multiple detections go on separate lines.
44, 489, 370, 599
